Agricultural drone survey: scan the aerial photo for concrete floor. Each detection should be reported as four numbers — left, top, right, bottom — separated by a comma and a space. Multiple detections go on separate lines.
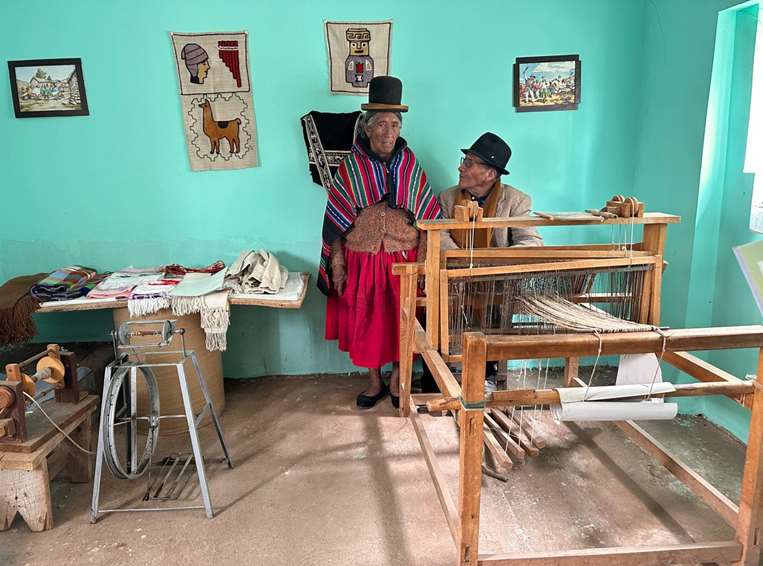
0, 372, 752, 566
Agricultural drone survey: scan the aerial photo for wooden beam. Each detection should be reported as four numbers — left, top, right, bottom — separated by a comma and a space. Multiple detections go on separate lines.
443, 249, 652, 260
485, 326, 763, 360
408, 398, 460, 545
663, 351, 742, 383
663, 350, 752, 408
736, 348, 763, 565
617, 420, 739, 527
649, 255, 662, 324
564, 357, 579, 387
477, 541, 741, 565
447, 257, 658, 280
482, 424, 514, 473
415, 320, 462, 399
426, 380, 755, 412
440, 270, 451, 357
392, 262, 425, 276
484, 412, 524, 465
425, 230, 441, 350
398, 265, 418, 417
417, 212, 681, 231
641, 223, 667, 257
458, 333, 487, 566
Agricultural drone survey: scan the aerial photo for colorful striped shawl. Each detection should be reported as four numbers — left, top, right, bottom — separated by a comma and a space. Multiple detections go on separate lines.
318, 139, 442, 294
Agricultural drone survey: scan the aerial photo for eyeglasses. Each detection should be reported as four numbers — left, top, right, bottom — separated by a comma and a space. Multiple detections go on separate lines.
460, 156, 487, 169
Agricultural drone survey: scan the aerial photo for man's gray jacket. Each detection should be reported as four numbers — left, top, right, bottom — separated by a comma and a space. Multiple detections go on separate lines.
437, 184, 543, 249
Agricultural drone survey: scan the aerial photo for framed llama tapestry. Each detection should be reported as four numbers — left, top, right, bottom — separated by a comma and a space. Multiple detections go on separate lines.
8, 58, 89, 118
170, 31, 260, 171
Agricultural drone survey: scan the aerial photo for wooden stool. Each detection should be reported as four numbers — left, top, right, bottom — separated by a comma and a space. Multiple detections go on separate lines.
0, 395, 97, 531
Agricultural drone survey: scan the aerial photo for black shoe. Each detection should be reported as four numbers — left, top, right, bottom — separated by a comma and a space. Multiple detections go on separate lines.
390, 392, 400, 409
356, 384, 388, 408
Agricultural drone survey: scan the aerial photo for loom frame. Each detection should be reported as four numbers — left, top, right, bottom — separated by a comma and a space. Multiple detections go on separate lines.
394, 212, 763, 565
396, 212, 677, 415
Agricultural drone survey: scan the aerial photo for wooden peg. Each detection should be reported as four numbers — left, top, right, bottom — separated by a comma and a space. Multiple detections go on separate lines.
46, 344, 61, 360
533, 211, 555, 221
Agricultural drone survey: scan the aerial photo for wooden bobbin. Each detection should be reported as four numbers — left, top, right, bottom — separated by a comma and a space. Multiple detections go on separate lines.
0, 385, 16, 411
4, 364, 35, 398
35, 356, 66, 389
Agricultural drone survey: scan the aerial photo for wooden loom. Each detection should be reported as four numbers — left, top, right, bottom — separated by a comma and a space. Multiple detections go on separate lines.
393, 207, 763, 565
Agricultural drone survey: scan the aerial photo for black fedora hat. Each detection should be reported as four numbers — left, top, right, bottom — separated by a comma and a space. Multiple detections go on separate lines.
361, 76, 409, 112
461, 132, 511, 175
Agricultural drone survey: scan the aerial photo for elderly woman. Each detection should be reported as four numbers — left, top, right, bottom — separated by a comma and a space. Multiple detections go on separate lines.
318, 76, 442, 409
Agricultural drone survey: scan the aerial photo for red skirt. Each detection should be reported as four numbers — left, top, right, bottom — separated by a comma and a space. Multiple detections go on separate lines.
326, 246, 417, 368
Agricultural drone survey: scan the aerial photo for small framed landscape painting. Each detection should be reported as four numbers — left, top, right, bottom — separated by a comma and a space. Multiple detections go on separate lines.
8, 58, 89, 118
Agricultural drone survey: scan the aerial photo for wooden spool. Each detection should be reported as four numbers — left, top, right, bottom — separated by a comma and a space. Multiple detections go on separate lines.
0, 386, 16, 411
4, 364, 35, 398
603, 194, 645, 218
35, 357, 66, 388
112, 307, 225, 436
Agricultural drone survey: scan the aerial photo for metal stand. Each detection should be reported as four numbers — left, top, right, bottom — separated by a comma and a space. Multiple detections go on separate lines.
90, 321, 233, 522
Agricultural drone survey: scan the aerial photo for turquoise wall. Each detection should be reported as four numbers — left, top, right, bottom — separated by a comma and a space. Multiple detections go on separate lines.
1, 0, 646, 377
701, 4, 759, 441
1, 0, 758, 441
633, 1, 760, 438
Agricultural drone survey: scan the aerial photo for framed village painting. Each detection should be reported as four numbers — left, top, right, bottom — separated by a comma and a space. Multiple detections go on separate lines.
8, 58, 89, 118
513, 54, 580, 112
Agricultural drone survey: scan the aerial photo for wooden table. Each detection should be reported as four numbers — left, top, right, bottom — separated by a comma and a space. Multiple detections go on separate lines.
35, 273, 310, 435
35, 272, 310, 313
0, 395, 98, 531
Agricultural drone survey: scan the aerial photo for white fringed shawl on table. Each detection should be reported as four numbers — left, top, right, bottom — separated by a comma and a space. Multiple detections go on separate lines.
169, 272, 230, 351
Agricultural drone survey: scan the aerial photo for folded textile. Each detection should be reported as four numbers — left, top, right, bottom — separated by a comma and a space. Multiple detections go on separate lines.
168, 272, 229, 351
113, 266, 163, 275
31, 266, 107, 301
199, 291, 230, 351
87, 269, 163, 300
164, 260, 225, 276
170, 271, 226, 299
0, 273, 47, 345
86, 287, 134, 300
225, 250, 289, 294
127, 285, 171, 317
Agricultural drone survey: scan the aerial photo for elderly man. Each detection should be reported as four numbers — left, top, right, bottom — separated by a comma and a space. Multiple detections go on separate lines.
420, 133, 542, 394
439, 132, 542, 249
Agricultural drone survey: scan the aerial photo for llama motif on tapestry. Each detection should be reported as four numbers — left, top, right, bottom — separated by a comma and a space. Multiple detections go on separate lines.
171, 31, 259, 171
324, 21, 392, 95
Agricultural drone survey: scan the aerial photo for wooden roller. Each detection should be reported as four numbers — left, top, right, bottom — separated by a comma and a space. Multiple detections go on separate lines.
4, 355, 66, 400
35, 356, 66, 388
0, 385, 16, 411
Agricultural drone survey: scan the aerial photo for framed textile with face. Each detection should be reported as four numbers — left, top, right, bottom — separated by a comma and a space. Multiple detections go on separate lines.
324, 20, 392, 95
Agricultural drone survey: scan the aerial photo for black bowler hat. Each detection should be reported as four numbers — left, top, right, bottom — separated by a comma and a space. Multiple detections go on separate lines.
361, 76, 409, 113
461, 132, 511, 175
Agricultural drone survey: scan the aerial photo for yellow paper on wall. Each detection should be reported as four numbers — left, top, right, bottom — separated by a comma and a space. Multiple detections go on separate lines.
733, 239, 763, 316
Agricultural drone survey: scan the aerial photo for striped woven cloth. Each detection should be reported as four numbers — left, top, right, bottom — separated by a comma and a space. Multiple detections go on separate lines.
31, 266, 107, 301
318, 136, 441, 294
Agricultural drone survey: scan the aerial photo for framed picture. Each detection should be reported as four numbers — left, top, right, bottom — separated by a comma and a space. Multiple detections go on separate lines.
513, 54, 580, 112
8, 58, 89, 118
